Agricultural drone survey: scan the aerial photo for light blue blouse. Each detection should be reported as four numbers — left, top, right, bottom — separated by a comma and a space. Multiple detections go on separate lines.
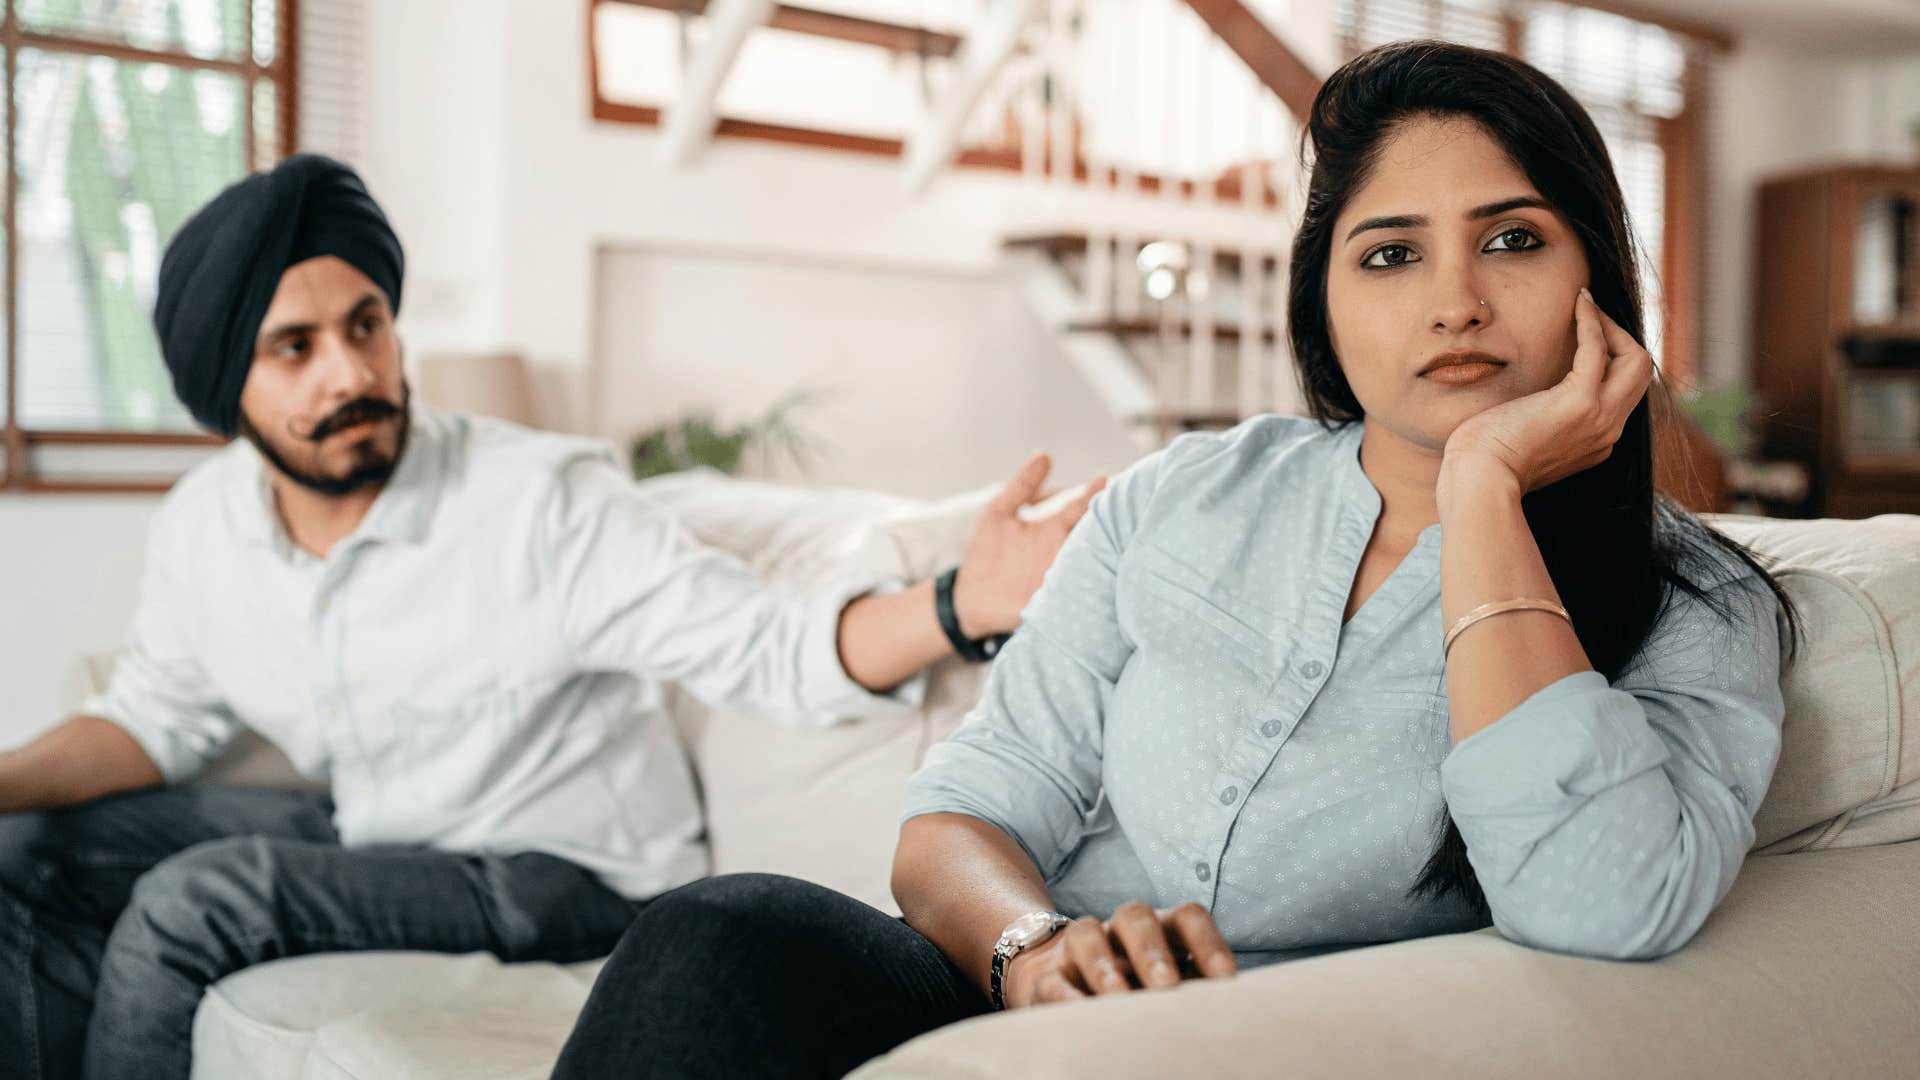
901, 415, 1785, 964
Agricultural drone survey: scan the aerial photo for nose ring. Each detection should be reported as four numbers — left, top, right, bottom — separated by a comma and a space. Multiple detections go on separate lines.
1479, 298, 1488, 307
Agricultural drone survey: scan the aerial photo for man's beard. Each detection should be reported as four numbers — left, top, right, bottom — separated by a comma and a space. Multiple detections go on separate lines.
238, 383, 413, 497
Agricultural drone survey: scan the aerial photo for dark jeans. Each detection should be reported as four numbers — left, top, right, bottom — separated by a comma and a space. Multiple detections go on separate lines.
553, 872, 989, 1080
0, 785, 643, 1080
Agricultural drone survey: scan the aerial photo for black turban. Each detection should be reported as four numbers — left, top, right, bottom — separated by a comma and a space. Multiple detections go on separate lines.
153, 153, 405, 436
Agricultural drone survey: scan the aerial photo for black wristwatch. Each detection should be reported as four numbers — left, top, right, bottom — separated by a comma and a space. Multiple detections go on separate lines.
934, 566, 1010, 663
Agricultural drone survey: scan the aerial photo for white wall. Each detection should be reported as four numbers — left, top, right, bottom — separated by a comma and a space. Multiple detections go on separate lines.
594, 247, 1139, 498
0, 496, 158, 740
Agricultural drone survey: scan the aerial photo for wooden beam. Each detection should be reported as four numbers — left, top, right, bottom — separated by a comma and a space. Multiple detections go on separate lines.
22, 479, 179, 496
24, 430, 224, 447
1181, 0, 1320, 123
607, 0, 963, 57
658, 0, 775, 168
901, 0, 1040, 195
1068, 317, 1280, 344
10, 27, 255, 76
3, 7, 21, 490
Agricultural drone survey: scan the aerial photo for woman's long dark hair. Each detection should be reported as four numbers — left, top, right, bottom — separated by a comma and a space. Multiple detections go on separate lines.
1285, 40, 1803, 919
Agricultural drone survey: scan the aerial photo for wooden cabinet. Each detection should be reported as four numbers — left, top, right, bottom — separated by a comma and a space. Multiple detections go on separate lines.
1752, 165, 1920, 518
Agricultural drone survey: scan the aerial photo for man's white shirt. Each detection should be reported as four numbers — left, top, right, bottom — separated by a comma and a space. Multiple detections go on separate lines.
83, 407, 922, 898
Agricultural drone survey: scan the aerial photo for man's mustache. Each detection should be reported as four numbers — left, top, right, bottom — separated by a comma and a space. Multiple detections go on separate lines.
307, 396, 404, 442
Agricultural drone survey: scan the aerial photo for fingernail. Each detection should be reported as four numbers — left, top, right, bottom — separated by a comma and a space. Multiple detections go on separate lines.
1153, 962, 1177, 984
1579, 287, 1592, 301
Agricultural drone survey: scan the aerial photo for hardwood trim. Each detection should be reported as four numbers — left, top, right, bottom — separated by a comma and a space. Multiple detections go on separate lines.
1069, 317, 1281, 344
1501, 12, 1524, 57
8, 27, 255, 74
3, 6, 20, 491
1007, 232, 1281, 273
587, 0, 605, 127
1181, 0, 1321, 123
242, 0, 256, 169
593, 97, 662, 126
21, 479, 178, 496
24, 430, 225, 448
714, 117, 903, 157
604, 0, 963, 58
279, 0, 299, 154
1656, 54, 1704, 390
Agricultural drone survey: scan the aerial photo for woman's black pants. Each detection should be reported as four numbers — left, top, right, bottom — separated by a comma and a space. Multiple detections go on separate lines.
552, 872, 991, 1079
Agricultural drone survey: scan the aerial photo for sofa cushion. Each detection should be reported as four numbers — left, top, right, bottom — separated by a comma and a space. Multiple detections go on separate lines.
1707, 514, 1920, 852
189, 952, 602, 1080
852, 838, 1920, 1080
681, 481, 1063, 912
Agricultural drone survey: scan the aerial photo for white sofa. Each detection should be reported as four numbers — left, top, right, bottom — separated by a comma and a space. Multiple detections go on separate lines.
65, 472, 1920, 1079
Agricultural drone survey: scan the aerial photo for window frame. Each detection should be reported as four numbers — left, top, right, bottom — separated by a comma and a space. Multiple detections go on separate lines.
1, 0, 300, 494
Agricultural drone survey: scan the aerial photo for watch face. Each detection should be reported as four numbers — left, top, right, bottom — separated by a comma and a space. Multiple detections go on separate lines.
1005, 911, 1062, 949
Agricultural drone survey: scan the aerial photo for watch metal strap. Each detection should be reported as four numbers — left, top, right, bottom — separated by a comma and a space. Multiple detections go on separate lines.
988, 913, 1068, 1010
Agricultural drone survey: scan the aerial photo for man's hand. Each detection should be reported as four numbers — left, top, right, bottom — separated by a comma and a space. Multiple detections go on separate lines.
952, 452, 1107, 639
1003, 902, 1237, 1009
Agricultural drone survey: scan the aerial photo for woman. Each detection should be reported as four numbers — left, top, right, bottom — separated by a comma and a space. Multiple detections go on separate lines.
553, 39, 1803, 1079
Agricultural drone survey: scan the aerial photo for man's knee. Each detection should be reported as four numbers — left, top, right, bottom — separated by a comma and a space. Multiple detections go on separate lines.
112, 837, 278, 970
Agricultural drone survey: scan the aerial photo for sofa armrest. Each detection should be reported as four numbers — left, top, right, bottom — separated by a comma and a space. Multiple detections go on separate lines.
853, 840, 1920, 1079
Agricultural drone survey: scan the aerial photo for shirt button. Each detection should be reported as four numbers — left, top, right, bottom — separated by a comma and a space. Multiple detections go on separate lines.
1193, 862, 1211, 882
1260, 720, 1283, 737
1218, 786, 1239, 805
1300, 660, 1325, 680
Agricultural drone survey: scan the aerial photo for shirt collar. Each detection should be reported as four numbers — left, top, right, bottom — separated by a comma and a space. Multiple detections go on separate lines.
229, 403, 446, 555
1337, 417, 1442, 548
352, 404, 444, 547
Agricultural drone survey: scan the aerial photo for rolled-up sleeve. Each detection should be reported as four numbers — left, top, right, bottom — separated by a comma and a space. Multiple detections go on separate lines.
79, 514, 242, 784
547, 453, 923, 727
900, 446, 1166, 879
1438, 569, 1786, 961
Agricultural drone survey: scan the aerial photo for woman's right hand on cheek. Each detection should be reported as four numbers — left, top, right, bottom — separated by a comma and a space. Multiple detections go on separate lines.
1003, 902, 1237, 1008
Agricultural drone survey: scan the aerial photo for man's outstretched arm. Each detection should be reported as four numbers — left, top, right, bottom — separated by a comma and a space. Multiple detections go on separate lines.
836, 452, 1105, 693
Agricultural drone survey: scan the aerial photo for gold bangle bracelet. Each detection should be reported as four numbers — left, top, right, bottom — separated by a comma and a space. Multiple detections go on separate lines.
1442, 598, 1572, 657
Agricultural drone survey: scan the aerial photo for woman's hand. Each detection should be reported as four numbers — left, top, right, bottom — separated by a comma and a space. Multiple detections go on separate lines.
1002, 902, 1237, 1008
1437, 287, 1654, 511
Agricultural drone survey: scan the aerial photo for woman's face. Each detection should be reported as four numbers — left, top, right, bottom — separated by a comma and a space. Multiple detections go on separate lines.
1324, 115, 1591, 452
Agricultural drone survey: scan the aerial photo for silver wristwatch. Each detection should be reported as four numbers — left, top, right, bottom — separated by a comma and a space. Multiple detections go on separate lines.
989, 911, 1070, 1010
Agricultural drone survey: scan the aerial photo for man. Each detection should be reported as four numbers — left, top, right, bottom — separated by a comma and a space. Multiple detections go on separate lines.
0, 154, 1104, 1080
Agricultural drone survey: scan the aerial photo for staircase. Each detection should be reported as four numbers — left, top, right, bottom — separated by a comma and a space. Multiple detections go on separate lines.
591, 0, 1323, 452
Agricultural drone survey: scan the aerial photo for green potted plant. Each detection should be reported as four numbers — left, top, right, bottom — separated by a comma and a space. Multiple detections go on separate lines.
627, 389, 827, 481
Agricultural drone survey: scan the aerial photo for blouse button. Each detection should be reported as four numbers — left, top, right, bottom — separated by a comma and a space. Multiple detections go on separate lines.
1193, 862, 1212, 882
1260, 720, 1283, 737
1300, 660, 1325, 680
1218, 786, 1239, 805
